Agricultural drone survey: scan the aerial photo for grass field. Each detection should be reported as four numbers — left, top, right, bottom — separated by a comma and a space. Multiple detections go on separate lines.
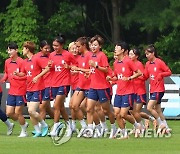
0, 119, 180, 154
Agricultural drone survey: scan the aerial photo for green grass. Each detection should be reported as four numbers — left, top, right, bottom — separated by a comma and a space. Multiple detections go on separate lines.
0, 119, 180, 154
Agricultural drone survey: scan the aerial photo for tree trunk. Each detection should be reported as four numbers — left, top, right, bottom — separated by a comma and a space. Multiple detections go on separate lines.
111, 0, 122, 43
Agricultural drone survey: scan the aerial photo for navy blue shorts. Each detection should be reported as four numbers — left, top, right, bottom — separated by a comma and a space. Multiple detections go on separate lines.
150, 92, 164, 104
27, 90, 45, 102
42, 87, 53, 101
75, 87, 89, 97
52, 86, 70, 99
114, 94, 134, 108
7, 94, 26, 106
87, 88, 111, 103
134, 93, 147, 104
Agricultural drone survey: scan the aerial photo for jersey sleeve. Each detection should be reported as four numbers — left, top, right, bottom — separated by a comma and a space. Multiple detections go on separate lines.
100, 53, 109, 67
159, 60, 172, 77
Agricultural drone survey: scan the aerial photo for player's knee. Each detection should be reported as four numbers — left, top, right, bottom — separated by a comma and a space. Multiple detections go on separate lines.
6, 112, 13, 117
86, 107, 93, 114
120, 112, 126, 119
28, 109, 36, 116
147, 106, 152, 112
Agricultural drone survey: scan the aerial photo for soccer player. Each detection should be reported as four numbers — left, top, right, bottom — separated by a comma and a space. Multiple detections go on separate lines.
48, 34, 77, 137
85, 35, 116, 138
0, 42, 28, 137
68, 41, 79, 132
22, 41, 49, 137
0, 85, 14, 135
70, 37, 92, 136
144, 44, 172, 133
107, 42, 141, 139
35, 40, 54, 121
129, 48, 155, 137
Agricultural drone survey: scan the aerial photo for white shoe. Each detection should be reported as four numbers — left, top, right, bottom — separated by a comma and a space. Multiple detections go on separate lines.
109, 127, 116, 139
7, 123, 14, 135
93, 128, 101, 138
157, 124, 166, 134
18, 131, 28, 137
66, 128, 72, 137
83, 128, 93, 138
77, 127, 86, 138
49, 131, 57, 137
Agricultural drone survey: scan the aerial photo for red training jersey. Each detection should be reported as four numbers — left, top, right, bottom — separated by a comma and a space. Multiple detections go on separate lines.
132, 60, 146, 95
2, 57, 26, 95
49, 50, 77, 87
113, 56, 138, 95
34, 52, 51, 88
76, 51, 91, 90
89, 51, 110, 89
23, 55, 45, 91
144, 58, 171, 93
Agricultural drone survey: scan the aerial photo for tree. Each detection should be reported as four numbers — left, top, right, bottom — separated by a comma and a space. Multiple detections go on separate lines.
0, 0, 41, 52
45, 0, 85, 43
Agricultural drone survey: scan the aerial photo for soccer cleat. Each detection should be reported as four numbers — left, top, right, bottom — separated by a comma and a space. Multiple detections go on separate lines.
41, 126, 49, 137
18, 131, 28, 137
7, 123, 15, 135
109, 127, 117, 139
33, 132, 42, 137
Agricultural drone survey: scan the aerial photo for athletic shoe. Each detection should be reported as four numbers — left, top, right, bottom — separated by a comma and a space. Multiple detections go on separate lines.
117, 135, 129, 140
66, 128, 72, 137
77, 127, 86, 138
113, 128, 122, 138
135, 129, 141, 138
48, 131, 56, 137
83, 128, 93, 138
7, 123, 14, 135
32, 130, 36, 135
109, 127, 117, 139
18, 131, 28, 137
157, 124, 166, 135
33, 132, 42, 137
93, 128, 101, 138
41, 126, 49, 137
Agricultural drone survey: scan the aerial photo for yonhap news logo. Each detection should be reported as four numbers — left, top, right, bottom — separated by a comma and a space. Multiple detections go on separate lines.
51, 123, 172, 146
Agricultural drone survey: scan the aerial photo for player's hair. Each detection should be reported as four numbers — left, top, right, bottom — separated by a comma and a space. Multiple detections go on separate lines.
40, 40, 50, 48
145, 44, 159, 58
54, 33, 66, 45
7, 42, 18, 50
68, 42, 76, 50
129, 48, 141, 60
76, 36, 90, 50
115, 41, 129, 52
90, 35, 104, 46
23, 41, 36, 54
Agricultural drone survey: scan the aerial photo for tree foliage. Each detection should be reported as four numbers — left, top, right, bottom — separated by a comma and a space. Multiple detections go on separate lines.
0, 0, 41, 53
45, 0, 85, 42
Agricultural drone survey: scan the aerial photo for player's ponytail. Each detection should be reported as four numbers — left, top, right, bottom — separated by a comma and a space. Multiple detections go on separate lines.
54, 33, 66, 45
145, 44, 161, 59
